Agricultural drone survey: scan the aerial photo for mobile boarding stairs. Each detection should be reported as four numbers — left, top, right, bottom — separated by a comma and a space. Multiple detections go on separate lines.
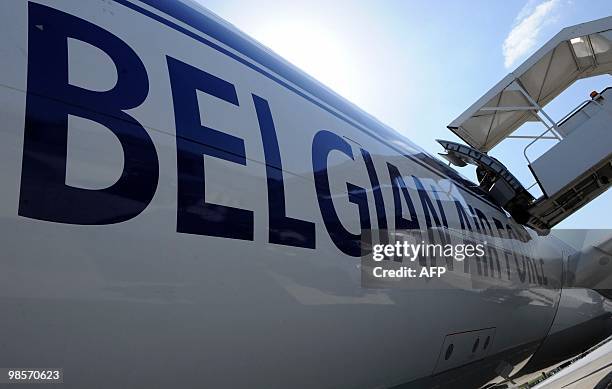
440, 17, 612, 235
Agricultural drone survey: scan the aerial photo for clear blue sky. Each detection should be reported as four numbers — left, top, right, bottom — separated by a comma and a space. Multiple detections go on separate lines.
197, 0, 612, 228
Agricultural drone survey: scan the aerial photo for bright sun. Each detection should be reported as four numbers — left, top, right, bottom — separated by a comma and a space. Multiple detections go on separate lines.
251, 21, 359, 103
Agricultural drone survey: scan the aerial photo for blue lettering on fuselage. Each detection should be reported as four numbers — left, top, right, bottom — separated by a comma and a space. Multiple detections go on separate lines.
167, 56, 253, 241
16, 3, 547, 285
20, 2, 158, 224
253, 95, 316, 249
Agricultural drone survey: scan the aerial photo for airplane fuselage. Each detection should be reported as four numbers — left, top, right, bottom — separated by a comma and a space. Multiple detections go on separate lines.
0, 1, 610, 388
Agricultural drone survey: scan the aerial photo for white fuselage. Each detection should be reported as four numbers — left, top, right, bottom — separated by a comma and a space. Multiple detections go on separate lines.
0, 1, 609, 388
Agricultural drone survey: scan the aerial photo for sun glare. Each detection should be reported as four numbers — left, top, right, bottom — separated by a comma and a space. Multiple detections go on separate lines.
251, 21, 360, 103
